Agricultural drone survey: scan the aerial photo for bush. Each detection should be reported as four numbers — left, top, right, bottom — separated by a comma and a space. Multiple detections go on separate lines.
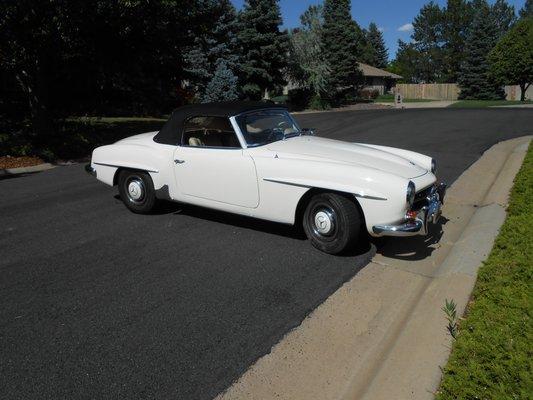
358, 88, 380, 100
308, 95, 331, 110
270, 95, 288, 105
287, 88, 313, 111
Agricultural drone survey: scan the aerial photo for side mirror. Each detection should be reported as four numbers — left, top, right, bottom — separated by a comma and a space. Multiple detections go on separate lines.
301, 128, 315, 136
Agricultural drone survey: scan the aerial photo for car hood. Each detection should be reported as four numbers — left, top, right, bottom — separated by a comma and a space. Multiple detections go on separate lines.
265, 136, 427, 179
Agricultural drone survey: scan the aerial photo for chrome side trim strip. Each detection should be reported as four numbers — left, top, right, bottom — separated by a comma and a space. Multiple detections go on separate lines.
354, 193, 387, 201
93, 162, 159, 173
263, 178, 310, 188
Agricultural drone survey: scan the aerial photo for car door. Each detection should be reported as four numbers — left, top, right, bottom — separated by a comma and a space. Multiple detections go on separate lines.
173, 116, 259, 208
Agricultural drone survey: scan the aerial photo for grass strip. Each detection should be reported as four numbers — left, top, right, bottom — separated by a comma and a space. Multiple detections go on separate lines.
448, 100, 533, 108
436, 142, 533, 399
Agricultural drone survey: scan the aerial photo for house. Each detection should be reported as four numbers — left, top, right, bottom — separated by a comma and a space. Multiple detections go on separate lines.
358, 63, 402, 95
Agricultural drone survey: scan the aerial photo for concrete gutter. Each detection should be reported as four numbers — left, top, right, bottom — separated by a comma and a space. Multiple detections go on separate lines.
0, 163, 55, 177
216, 136, 531, 400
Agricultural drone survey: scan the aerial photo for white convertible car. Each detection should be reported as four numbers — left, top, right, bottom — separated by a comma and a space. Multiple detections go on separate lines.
87, 101, 445, 254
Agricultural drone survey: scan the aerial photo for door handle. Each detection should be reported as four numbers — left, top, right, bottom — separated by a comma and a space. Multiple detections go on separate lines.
174, 159, 185, 164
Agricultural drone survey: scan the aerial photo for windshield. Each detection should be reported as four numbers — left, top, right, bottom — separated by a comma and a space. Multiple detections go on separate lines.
235, 109, 302, 147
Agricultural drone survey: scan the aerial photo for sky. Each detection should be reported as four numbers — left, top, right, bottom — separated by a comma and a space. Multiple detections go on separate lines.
230, 0, 527, 60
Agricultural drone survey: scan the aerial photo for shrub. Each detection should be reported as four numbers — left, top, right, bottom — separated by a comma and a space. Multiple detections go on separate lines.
358, 88, 380, 100
308, 95, 331, 110
287, 88, 313, 111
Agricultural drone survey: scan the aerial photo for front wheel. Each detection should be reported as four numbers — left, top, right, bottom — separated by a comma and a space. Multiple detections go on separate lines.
118, 170, 157, 214
302, 192, 362, 254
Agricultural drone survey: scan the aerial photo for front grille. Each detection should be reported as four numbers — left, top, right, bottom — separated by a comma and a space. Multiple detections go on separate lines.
413, 185, 434, 209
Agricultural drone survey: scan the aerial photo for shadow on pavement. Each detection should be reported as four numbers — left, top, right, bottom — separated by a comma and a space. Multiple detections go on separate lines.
373, 216, 449, 261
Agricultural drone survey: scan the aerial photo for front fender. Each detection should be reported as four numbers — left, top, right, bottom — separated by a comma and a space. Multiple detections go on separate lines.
254, 156, 411, 229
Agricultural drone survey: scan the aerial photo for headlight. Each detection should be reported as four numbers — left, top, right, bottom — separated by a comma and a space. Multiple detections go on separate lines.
406, 181, 415, 206
431, 158, 436, 174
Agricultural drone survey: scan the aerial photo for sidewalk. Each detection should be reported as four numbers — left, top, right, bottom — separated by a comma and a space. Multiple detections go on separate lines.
216, 136, 531, 400
376, 100, 457, 108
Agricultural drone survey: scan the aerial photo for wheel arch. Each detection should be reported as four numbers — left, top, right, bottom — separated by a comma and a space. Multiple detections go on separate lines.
294, 187, 366, 228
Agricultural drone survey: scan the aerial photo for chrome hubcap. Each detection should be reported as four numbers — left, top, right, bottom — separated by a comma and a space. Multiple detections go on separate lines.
127, 178, 144, 202
314, 210, 334, 235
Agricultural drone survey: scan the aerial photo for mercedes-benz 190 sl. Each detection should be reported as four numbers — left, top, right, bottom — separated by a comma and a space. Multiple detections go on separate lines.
86, 101, 446, 254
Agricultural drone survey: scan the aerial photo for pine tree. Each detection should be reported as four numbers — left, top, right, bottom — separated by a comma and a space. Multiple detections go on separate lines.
412, 1, 445, 82
519, 0, 533, 18
458, 0, 504, 99
202, 60, 239, 102
364, 22, 388, 68
441, 0, 474, 82
321, 0, 363, 100
236, 0, 288, 100
184, 0, 238, 100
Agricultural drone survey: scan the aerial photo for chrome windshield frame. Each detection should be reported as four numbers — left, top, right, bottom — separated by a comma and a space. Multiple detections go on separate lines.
230, 108, 303, 149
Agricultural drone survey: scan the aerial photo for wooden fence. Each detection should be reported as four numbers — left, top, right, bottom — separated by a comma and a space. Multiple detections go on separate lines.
394, 83, 460, 101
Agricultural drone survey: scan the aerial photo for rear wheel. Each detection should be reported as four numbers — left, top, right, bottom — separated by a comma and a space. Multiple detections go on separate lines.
118, 170, 157, 214
302, 192, 362, 255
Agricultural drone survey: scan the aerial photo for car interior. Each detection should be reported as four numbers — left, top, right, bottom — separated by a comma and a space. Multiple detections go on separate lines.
182, 116, 241, 148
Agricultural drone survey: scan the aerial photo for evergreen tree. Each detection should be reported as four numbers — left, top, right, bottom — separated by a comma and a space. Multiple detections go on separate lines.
202, 60, 239, 102
184, 0, 238, 100
491, 0, 516, 38
236, 0, 288, 100
321, 0, 363, 100
458, 0, 504, 99
390, 40, 421, 83
412, 1, 445, 82
519, 0, 533, 18
441, 0, 474, 82
364, 23, 388, 68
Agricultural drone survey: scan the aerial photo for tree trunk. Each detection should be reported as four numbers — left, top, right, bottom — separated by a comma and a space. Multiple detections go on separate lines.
15, 69, 54, 139
520, 83, 526, 101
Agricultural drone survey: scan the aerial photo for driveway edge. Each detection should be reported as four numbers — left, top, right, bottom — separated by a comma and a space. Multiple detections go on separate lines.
0, 163, 55, 177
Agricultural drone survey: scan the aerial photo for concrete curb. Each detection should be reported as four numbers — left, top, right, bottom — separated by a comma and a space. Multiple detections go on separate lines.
216, 136, 531, 400
0, 163, 55, 177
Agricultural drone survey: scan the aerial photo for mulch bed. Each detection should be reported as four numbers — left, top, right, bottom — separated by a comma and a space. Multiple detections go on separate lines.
0, 156, 45, 169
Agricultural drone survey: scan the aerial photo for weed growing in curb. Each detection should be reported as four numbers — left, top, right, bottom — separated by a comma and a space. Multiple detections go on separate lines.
442, 299, 458, 339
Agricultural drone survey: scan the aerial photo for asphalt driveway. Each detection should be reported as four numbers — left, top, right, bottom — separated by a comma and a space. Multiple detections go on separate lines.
1, 108, 532, 399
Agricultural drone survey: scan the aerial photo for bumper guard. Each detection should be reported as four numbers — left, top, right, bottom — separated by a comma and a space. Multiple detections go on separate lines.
373, 183, 446, 237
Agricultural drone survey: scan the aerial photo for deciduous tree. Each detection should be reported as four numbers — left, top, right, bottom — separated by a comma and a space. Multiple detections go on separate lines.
489, 18, 533, 101
519, 0, 533, 18
287, 5, 330, 97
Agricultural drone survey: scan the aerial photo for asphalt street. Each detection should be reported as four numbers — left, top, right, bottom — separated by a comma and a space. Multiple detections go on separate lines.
1, 108, 532, 399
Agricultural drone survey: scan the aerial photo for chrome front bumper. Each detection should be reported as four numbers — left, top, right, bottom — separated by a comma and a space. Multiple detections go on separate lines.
372, 183, 446, 237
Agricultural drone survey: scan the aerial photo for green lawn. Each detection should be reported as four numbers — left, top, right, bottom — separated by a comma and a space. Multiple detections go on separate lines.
448, 99, 533, 108
375, 94, 437, 103
436, 142, 533, 400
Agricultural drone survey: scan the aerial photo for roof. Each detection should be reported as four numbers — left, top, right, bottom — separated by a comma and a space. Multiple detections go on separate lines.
358, 63, 402, 79
154, 101, 286, 145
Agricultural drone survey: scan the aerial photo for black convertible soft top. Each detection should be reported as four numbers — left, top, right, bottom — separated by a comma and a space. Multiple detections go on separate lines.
154, 101, 287, 145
